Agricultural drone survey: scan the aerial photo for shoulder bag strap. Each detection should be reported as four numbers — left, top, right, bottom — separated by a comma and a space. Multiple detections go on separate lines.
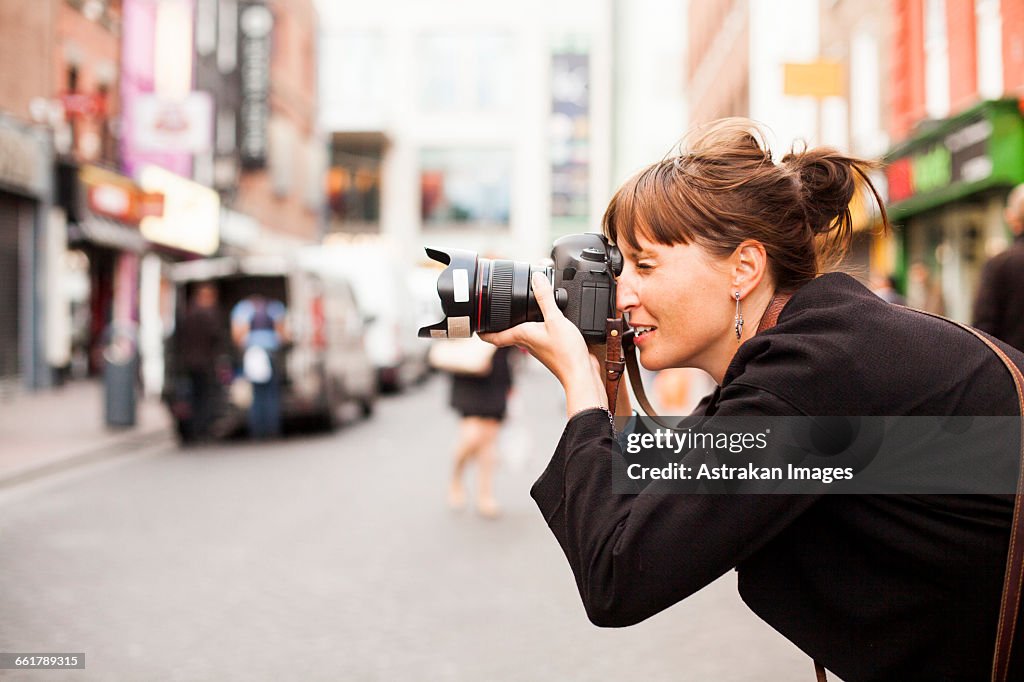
620, 298, 1024, 681
816, 309, 1024, 682
909, 309, 1024, 682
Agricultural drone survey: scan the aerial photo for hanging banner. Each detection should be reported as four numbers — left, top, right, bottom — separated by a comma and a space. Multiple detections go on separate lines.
133, 92, 214, 154
550, 50, 590, 219
238, 2, 273, 168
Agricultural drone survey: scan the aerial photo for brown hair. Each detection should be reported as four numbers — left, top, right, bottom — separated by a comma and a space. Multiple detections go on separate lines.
602, 118, 889, 292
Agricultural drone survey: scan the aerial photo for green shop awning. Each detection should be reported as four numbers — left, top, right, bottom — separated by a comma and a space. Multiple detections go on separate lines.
885, 98, 1024, 220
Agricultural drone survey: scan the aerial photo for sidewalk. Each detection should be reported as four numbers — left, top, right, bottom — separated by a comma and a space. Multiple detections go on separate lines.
0, 380, 173, 487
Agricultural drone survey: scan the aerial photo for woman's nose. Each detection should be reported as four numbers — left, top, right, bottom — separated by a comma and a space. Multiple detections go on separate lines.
616, 276, 639, 314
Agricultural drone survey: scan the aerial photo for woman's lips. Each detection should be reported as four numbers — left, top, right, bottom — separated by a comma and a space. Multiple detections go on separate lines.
632, 327, 656, 345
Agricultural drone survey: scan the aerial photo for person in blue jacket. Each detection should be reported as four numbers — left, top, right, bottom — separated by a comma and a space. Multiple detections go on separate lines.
232, 294, 288, 439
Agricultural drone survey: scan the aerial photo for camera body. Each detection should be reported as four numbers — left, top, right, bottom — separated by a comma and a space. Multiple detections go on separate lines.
418, 233, 623, 342
548, 233, 623, 340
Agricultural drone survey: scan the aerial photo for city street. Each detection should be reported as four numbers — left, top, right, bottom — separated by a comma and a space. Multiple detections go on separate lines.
0, 361, 811, 681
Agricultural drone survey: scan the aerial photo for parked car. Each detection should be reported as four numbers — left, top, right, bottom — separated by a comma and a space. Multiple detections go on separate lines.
164, 254, 377, 439
299, 244, 429, 392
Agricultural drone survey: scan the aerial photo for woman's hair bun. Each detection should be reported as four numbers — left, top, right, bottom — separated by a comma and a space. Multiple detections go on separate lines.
781, 147, 858, 235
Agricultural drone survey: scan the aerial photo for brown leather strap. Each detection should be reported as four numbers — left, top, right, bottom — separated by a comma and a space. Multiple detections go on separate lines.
757, 293, 793, 333
604, 318, 627, 417
622, 331, 678, 430
909, 309, 1024, 682
813, 661, 828, 682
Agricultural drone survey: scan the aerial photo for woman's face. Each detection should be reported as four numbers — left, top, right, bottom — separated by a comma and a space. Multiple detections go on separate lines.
615, 233, 735, 374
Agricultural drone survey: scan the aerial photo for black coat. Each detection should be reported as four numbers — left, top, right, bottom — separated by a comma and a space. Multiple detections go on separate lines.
974, 233, 1024, 352
177, 305, 229, 373
531, 273, 1024, 681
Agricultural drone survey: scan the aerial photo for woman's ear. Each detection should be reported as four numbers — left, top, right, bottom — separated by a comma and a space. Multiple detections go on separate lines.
731, 240, 768, 297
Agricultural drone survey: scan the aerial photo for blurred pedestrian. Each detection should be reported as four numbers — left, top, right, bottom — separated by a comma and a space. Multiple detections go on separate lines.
232, 294, 288, 439
176, 283, 229, 444
973, 184, 1024, 351
869, 273, 906, 305
907, 260, 945, 314
448, 345, 514, 518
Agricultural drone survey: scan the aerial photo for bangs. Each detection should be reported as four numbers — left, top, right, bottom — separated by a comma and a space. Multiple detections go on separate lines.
602, 161, 701, 251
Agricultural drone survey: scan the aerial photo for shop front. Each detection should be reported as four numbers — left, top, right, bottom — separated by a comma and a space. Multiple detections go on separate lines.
0, 114, 53, 393
58, 163, 159, 382
885, 98, 1024, 322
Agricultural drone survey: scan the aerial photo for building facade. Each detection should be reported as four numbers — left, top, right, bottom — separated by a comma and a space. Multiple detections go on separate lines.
232, 0, 323, 244
687, 0, 821, 153
886, 0, 1024, 321
318, 0, 613, 265
0, 0, 59, 392
0, 0, 324, 397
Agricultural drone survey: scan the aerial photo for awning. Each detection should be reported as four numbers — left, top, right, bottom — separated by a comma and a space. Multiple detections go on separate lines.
884, 98, 1024, 220
67, 213, 148, 253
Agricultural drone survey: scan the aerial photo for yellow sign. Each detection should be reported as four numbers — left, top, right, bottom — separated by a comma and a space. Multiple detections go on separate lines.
783, 62, 844, 98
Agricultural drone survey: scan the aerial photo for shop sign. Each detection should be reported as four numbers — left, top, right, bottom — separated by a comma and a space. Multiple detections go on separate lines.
886, 117, 992, 204
133, 92, 213, 153
81, 164, 164, 225
883, 97, 1024, 219
138, 165, 220, 255
60, 91, 107, 118
0, 116, 47, 196
238, 2, 273, 168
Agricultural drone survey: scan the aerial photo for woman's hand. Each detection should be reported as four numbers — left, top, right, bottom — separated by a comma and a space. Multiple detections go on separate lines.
480, 272, 608, 416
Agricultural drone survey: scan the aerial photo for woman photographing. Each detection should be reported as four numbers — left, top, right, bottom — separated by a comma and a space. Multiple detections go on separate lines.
481, 119, 1024, 680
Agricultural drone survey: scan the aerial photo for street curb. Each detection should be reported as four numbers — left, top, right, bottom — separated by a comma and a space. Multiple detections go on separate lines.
0, 428, 176, 491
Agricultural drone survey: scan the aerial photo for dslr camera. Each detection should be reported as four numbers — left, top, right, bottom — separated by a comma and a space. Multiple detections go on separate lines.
418, 233, 623, 342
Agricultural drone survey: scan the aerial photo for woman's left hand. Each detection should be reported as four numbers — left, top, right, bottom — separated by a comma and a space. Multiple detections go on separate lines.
480, 272, 607, 415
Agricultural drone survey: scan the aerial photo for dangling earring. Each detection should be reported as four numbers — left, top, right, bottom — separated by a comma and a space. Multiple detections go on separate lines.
734, 291, 744, 341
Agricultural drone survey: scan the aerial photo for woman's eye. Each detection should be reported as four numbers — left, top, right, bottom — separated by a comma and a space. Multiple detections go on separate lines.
636, 262, 654, 271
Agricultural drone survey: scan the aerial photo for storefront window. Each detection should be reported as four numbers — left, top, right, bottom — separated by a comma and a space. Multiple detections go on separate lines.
420, 149, 511, 230
328, 135, 384, 233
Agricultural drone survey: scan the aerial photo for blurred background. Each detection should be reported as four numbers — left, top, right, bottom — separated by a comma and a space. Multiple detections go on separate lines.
0, 0, 1022, 679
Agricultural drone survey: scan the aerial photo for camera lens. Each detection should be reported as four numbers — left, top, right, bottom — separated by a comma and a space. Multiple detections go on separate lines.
481, 259, 544, 333
418, 248, 550, 338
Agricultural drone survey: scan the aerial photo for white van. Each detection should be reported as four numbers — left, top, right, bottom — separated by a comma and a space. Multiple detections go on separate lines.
165, 254, 377, 438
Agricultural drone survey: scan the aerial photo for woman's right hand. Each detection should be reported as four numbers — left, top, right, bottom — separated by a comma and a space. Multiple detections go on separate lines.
480, 272, 608, 416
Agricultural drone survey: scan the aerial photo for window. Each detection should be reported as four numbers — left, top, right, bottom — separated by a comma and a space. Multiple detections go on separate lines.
417, 32, 517, 112
924, 0, 950, 119
851, 27, 887, 156
975, 0, 1004, 99
320, 31, 387, 122
327, 135, 384, 232
420, 149, 511, 229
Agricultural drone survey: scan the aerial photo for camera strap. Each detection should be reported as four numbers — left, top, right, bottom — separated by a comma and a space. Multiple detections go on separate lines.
603, 318, 627, 415
621, 335, 678, 430
620, 293, 794, 431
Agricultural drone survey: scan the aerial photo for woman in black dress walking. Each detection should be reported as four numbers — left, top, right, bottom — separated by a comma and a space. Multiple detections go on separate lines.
448, 346, 514, 518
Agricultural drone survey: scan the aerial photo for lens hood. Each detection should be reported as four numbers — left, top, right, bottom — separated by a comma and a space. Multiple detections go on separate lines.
417, 247, 480, 338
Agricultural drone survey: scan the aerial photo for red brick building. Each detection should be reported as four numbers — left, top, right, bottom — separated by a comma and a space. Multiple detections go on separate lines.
0, 0, 53, 119
891, 0, 1024, 140
887, 0, 1024, 321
